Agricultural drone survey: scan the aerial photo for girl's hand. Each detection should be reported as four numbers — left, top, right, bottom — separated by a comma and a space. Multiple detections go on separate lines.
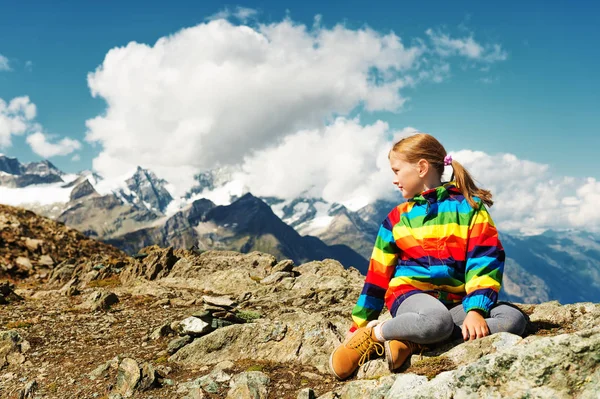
462, 310, 490, 341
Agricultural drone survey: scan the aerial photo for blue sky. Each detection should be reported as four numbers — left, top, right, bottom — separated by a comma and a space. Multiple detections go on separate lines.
0, 0, 598, 181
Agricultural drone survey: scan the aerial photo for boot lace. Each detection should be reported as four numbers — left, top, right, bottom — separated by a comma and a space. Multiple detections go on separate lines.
350, 330, 384, 367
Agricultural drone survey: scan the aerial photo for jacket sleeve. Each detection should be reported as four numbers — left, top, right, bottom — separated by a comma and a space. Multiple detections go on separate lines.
349, 212, 400, 332
462, 201, 504, 315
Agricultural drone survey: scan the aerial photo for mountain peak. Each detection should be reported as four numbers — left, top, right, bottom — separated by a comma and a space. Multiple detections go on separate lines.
122, 166, 173, 213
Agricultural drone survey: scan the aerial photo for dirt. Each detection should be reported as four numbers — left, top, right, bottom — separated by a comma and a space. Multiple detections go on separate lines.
0, 284, 345, 399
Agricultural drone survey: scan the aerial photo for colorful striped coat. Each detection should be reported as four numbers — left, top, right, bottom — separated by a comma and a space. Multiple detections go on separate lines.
350, 182, 504, 331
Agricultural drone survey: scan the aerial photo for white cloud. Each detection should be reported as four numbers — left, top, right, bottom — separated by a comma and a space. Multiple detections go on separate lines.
0, 96, 37, 147
447, 150, 600, 233
26, 132, 82, 157
426, 29, 507, 63
71, 154, 81, 162
0, 54, 10, 71
85, 17, 503, 196
25, 61, 33, 71
235, 118, 416, 207
207, 7, 258, 22
234, 7, 258, 21
1, 96, 80, 158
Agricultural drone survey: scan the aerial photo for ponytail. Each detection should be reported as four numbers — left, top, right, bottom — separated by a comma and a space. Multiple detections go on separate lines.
450, 160, 493, 209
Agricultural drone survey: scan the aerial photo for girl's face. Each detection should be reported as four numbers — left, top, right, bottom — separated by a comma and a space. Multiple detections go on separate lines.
389, 152, 425, 199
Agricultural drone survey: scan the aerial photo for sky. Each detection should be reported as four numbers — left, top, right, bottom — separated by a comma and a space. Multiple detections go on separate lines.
1, 0, 599, 233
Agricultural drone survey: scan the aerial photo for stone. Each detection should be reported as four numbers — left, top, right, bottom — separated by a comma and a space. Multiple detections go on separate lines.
138, 362, 158, 391
384, 374, 429, 398
179, 317, 213, 336
337, 376, 396, 399
77, 291, 119, 311
24, 238, 44, 252
167, 336, 192, 354
150, 322, 174, 340
114, 358, 140, 398
214, 360, 235, 372
260, 272, 293, 285
171, 315, 341, 374
272, 259, 295, 273
203, 295, 237, 308
184, 387, 206, 399
227, 371, 270, 399
59, 278, 81, 297
443, 332, 523, 366
38, 255, 54, 266
15, 257, 33, 271
356, 358, 392, 380
18, 379, 37, 399
89, 361, 111, 380
297, 388, 316, 399
0, 330, 23, 369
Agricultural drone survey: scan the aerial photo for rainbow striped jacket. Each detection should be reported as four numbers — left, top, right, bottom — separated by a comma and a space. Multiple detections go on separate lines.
350, 182, 504, 331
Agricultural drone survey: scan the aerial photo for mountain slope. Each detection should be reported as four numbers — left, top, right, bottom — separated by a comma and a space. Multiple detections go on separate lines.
107, 193, 369, 272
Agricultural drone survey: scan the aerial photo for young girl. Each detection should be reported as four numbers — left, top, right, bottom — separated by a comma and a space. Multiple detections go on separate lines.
330, 133, 527, 380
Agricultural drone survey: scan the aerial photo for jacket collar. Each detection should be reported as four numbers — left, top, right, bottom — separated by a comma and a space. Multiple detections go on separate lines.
409, 182, 460, 205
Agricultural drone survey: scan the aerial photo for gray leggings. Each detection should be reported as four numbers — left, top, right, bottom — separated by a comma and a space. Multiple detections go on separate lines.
381, 293, 528, 344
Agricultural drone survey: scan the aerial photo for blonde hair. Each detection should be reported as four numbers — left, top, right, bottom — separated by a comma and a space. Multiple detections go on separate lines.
389, 133, 493, 208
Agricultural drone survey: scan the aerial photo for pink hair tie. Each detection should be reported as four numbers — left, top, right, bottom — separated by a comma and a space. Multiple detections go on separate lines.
444, 155, 453, 166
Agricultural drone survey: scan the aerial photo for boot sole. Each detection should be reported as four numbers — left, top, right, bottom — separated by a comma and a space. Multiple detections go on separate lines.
384, 341, 394, 371
329, 350, 344, 380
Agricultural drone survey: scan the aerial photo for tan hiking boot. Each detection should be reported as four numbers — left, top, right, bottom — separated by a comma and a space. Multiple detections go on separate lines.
384, 340, 426, 371
329, 327, 384, 380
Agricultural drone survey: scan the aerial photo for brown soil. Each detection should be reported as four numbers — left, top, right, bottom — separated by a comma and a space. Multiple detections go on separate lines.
0, 285, 347, 399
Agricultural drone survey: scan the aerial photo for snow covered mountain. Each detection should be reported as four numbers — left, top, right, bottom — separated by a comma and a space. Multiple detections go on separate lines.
2, 159, 600, 305
0, 154, 64, 188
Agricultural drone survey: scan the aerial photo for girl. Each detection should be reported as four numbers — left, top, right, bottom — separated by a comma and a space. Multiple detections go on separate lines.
329, 133, 527, 380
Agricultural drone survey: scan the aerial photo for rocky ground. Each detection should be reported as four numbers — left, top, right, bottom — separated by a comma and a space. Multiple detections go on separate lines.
2, 204, 600, 399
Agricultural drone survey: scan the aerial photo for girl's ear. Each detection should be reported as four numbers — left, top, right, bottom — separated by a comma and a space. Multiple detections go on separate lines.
417, 159, 429, 177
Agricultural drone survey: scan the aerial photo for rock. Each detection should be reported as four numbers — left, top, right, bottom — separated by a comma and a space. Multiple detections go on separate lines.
138, 362, 159, 391
297, 388, 317, 399
167, 336, 192, 354
58, 278, 81, 296
15, 257, 33, 271
260, 272, 293, 285
77, 291, 119, 311
120, 246, 179, 282
18, 379, 37, 399
0, 282, 23, 304
316, 393, 338, 399
178, 316, 213, 336
89, 361, 112, 380
184, 387, 206, 399
38, 254, 55, 267
356, 358, 392, 380
384, 374, 429, 398
528, 300, 573, 325
272, 259, 295, 274
171, 314, 341, 373
227, 371, 270, 399
337, 375, 396, 398
150, 322, 174, 340
442, 332, 523, 366
24, 238, 43, 252
114, 358, 140, 398
0, 330, 23, 369
7, 351, 25, 365
203, 295, 237, 308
